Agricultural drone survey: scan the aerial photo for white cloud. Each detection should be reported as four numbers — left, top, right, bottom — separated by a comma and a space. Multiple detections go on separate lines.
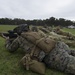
0, 0, 75, 20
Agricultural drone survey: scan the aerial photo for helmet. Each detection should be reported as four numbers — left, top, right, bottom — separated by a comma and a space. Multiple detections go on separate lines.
13, 24, 29, 35
8, 30, 14, 34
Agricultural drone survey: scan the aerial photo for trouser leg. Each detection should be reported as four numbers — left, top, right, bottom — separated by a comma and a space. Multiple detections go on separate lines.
60, 41, 75, 56
65, 56, 75, 75
69, 49, 75, 56
43, 41, 69, 71
43, 41, 75, 75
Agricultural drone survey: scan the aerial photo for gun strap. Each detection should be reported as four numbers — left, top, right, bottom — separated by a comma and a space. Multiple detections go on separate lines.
30, 37, 44, 57
23, 54, 33, 70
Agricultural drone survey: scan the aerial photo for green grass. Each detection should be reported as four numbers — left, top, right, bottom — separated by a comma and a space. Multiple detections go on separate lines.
0, 25, 17, 32
63, 28, 75, 35
0, 25, 70, 75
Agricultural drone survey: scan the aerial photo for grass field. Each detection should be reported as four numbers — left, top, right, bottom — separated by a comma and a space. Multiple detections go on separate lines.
63, 28, 75, 35
0, 25, 74, 75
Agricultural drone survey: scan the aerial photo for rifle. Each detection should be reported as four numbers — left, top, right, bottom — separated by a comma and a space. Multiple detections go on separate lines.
0, 24, 29, 39
0, 31, 18, 39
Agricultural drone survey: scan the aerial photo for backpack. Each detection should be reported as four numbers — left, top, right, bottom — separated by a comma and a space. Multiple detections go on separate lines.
20, 54, 46, 75
21, 32, 56, 53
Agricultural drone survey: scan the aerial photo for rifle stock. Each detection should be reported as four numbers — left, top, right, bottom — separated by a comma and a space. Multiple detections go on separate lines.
0, 32, 7, 39
0, 32, 17, 39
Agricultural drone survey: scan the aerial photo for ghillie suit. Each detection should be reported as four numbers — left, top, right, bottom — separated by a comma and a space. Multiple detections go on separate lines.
39, 26, 75, 47
43, 25, 52, 32
54, 27, 75, 40
39, 27, 50, 34
31, 26, 38, 32
65, 40, 75, 48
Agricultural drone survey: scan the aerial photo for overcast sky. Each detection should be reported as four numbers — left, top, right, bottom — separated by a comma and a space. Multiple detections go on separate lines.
0, 0, 75, 20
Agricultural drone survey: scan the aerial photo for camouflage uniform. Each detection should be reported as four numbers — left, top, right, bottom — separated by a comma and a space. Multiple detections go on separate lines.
5, 35, 45, 62
43, 41, 75, 75
5, 33, 75, 75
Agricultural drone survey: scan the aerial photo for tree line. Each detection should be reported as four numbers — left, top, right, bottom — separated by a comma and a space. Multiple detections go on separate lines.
0, 17, 75, 27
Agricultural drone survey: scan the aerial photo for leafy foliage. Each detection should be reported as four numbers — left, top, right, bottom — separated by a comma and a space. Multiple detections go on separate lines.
0, 17, 74, 27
